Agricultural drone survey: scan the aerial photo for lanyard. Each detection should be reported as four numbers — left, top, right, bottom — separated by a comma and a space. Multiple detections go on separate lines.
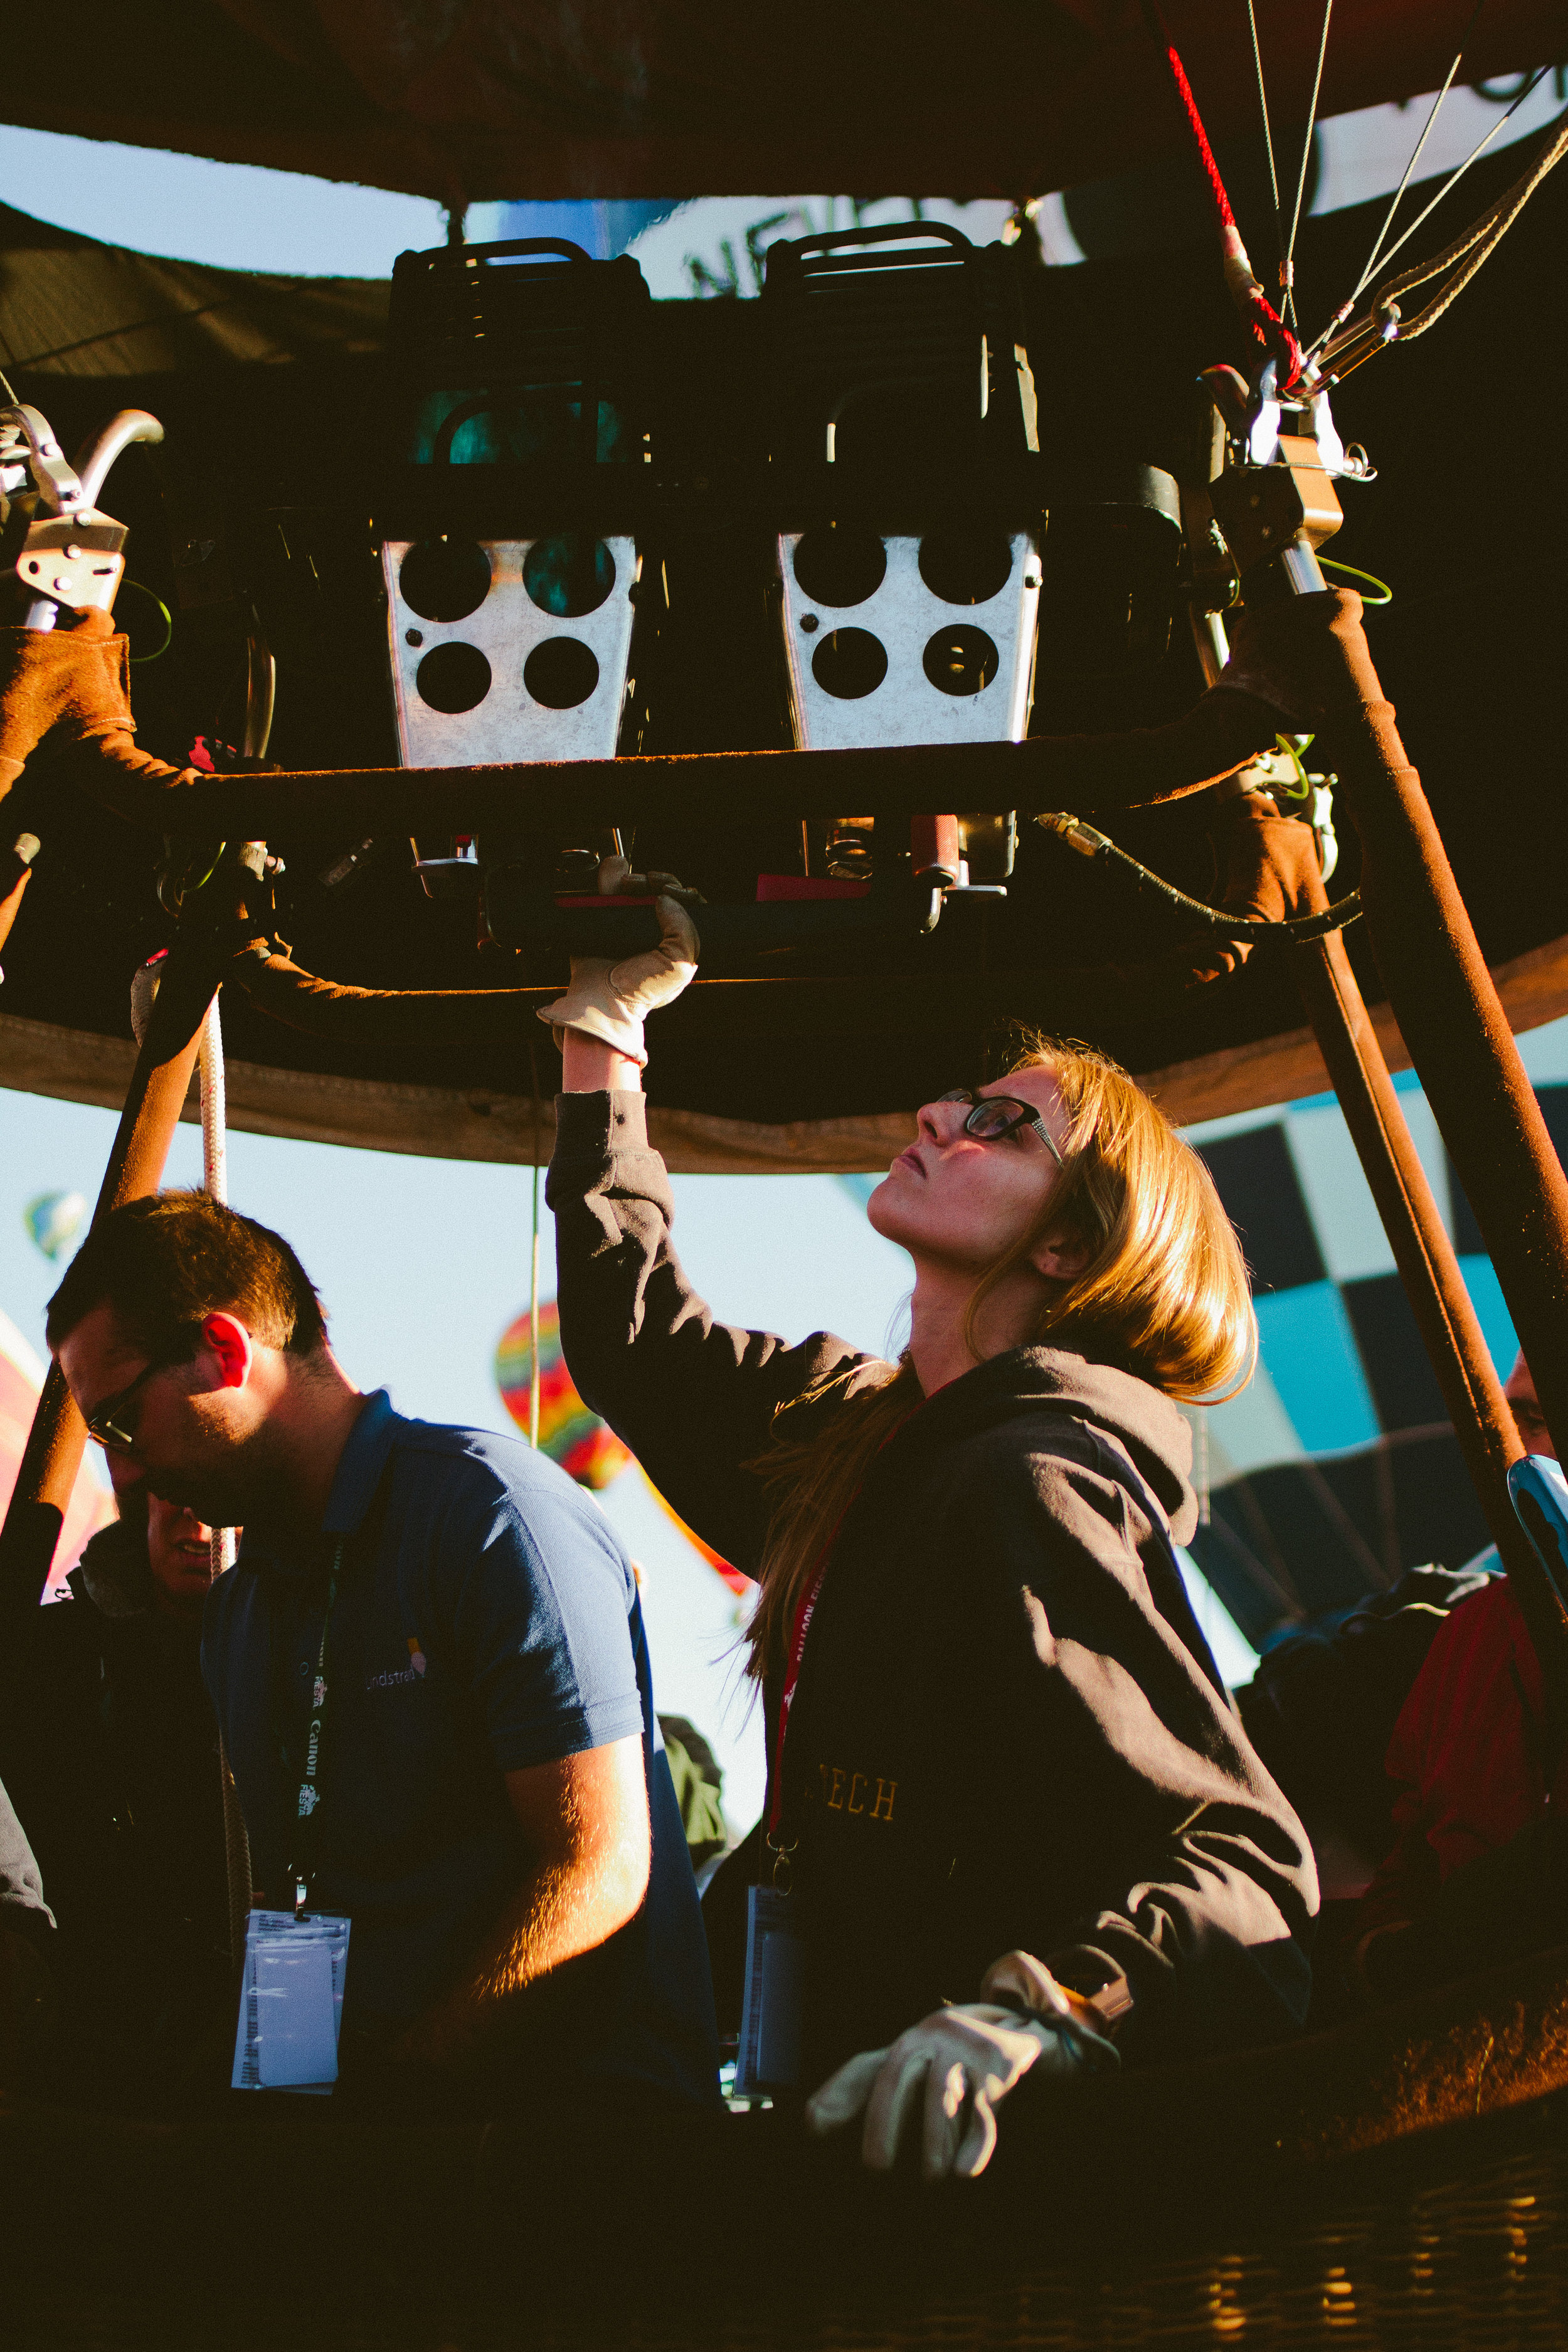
287, 1538, 345, 1918
768, 1551, 829, 1841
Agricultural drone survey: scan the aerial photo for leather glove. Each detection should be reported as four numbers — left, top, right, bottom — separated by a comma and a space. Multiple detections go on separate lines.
805, 1951, 1119, 2181
536, 856, 701, 1067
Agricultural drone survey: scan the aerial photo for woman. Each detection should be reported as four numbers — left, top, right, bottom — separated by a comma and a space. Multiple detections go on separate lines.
541, 884, 1316, 2178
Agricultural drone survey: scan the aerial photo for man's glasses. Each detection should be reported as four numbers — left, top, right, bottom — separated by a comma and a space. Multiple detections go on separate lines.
84, 1357, 169, 1451
938, 1088, 1064, 1167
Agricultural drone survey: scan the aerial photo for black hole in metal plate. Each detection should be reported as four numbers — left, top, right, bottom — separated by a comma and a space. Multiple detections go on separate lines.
416, 641, 492, 712
918, 532, 1015, 606
923, 627, 999, 696
812, 628, 887, 700
792, 528, 887, 608
524, 636, 600, 709
523, 534, 615, 617
399, 538, 492, 623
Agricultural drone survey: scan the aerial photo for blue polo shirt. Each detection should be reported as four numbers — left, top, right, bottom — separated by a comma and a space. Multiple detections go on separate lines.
202, 1391, 719, 2106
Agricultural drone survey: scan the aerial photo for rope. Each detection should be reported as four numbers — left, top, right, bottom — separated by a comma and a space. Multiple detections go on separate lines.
1244, 0, 1285, 289
1140, 0, 1304, 384
1281, 0, 1334, 322
1357, 101, 1568, 343
1313, 84, 1565, 379
199, 993, 251, 1963
1318, 1, 1485, 346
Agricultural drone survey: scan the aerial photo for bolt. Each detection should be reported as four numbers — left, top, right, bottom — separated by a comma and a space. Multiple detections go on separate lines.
65, 544, 80, 559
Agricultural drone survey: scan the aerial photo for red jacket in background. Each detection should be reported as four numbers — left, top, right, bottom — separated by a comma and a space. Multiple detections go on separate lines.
1357, 1577, 1565, 1939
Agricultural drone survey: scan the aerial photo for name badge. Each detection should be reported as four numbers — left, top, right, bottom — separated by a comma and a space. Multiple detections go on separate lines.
232, 1909, 351, 2094
735, 1885, 803, 2095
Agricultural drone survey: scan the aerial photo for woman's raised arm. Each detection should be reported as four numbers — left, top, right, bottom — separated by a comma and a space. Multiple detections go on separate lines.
543, 885, 875, 1576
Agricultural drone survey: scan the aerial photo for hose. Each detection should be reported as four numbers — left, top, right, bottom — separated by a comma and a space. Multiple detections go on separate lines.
1036, 810, 1361, 943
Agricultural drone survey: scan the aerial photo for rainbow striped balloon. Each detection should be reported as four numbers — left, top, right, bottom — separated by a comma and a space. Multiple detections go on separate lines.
494, 1299, 632, 1490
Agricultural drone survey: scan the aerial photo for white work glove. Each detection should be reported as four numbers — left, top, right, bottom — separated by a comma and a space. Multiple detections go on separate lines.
804, 1950, 1120, 2182
536, 855, 701, 1067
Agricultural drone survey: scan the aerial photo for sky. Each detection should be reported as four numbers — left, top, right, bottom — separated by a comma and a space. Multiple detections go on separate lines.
0, 69, 1560, 283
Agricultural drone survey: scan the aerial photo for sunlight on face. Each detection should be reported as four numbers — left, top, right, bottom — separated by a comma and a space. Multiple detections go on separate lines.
146, 1492, 217, 1616
867, 1071, 1070, 1274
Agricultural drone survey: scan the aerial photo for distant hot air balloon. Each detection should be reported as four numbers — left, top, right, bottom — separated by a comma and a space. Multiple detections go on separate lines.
24, 1190, 86, 1263
495, 1300, 632, 1490
495, 1300, 749, 1594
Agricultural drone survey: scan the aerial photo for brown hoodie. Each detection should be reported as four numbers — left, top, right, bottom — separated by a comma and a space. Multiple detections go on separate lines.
549, 1091, 1318, 2082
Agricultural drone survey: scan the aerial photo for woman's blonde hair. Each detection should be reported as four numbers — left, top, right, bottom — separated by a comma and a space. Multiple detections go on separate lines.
744, 1034, 1255, 1680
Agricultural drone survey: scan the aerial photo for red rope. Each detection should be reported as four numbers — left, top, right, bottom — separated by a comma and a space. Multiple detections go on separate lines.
1141, 2, 1304, 387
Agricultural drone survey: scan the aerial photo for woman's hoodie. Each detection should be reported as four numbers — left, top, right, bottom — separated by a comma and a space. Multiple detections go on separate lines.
549, 1091, 1318, 2084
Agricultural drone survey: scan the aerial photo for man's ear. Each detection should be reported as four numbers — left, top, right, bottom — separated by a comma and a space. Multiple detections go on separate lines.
201, 1312, 253, 1391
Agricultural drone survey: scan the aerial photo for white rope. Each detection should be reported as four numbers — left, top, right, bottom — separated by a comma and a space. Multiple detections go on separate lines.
198, 996, 236, 1578
530, 1051, 543, 1449
198, 990, 251, 1957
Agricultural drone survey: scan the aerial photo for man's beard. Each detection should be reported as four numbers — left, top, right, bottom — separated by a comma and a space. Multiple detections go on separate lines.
144, 1422, 280, 1529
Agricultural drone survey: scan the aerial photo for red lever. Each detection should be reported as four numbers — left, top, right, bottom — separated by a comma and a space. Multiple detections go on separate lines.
911, 813, 960, 887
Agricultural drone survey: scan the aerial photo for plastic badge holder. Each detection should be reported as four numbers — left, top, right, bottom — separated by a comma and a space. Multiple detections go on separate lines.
734, 1885, 803, 2096
1507, 1453, 1568, 1611
232, 1909, 352, 2094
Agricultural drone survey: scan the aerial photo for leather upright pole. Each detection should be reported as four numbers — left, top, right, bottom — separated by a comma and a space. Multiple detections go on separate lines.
1293, 930, 1568, 1708
1247, 594, 1568, 1481
0, 941, 220, 1633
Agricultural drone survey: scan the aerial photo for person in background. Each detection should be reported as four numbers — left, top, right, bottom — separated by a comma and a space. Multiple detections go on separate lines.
0, 1485, 231, 2109
1353, 1353, 1567, 1997
44, 1190, 719, 2115
544, 871, 1316, 2181
658, 1715, 731, 1885
0, 1772, 55, 2091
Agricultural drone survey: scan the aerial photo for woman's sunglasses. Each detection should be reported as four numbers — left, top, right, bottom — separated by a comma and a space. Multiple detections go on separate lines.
938, 1089, 1064, 1167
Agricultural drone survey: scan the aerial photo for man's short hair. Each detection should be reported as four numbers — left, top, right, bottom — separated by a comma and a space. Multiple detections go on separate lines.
46, 1192, 327, 1363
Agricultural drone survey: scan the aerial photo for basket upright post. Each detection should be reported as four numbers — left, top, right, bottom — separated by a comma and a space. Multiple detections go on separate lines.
0, 939, 221, 1638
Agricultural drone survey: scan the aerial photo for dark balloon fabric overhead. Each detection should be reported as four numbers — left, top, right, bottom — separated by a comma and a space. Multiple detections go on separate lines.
0, 1, 1559, 203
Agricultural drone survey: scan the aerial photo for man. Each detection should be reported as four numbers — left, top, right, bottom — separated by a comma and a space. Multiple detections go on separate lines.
0, 1771, 55, 2090
0, 1485, 232, 2109
46, 1190, 719, 2111
1353, 1352, 1567, 1996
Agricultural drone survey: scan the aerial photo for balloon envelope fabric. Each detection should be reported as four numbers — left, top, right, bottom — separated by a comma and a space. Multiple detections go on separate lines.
495, 1300, 632, 1490
1176, 1044, 1568, 1651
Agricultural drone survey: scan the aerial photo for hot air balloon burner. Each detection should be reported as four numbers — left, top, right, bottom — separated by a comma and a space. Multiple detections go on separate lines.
377, 240, 654, 888
760, 224, 1041, 905
776, 524, 1041, 755
763, 225, 1041, 764
383, 526, 640, 769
